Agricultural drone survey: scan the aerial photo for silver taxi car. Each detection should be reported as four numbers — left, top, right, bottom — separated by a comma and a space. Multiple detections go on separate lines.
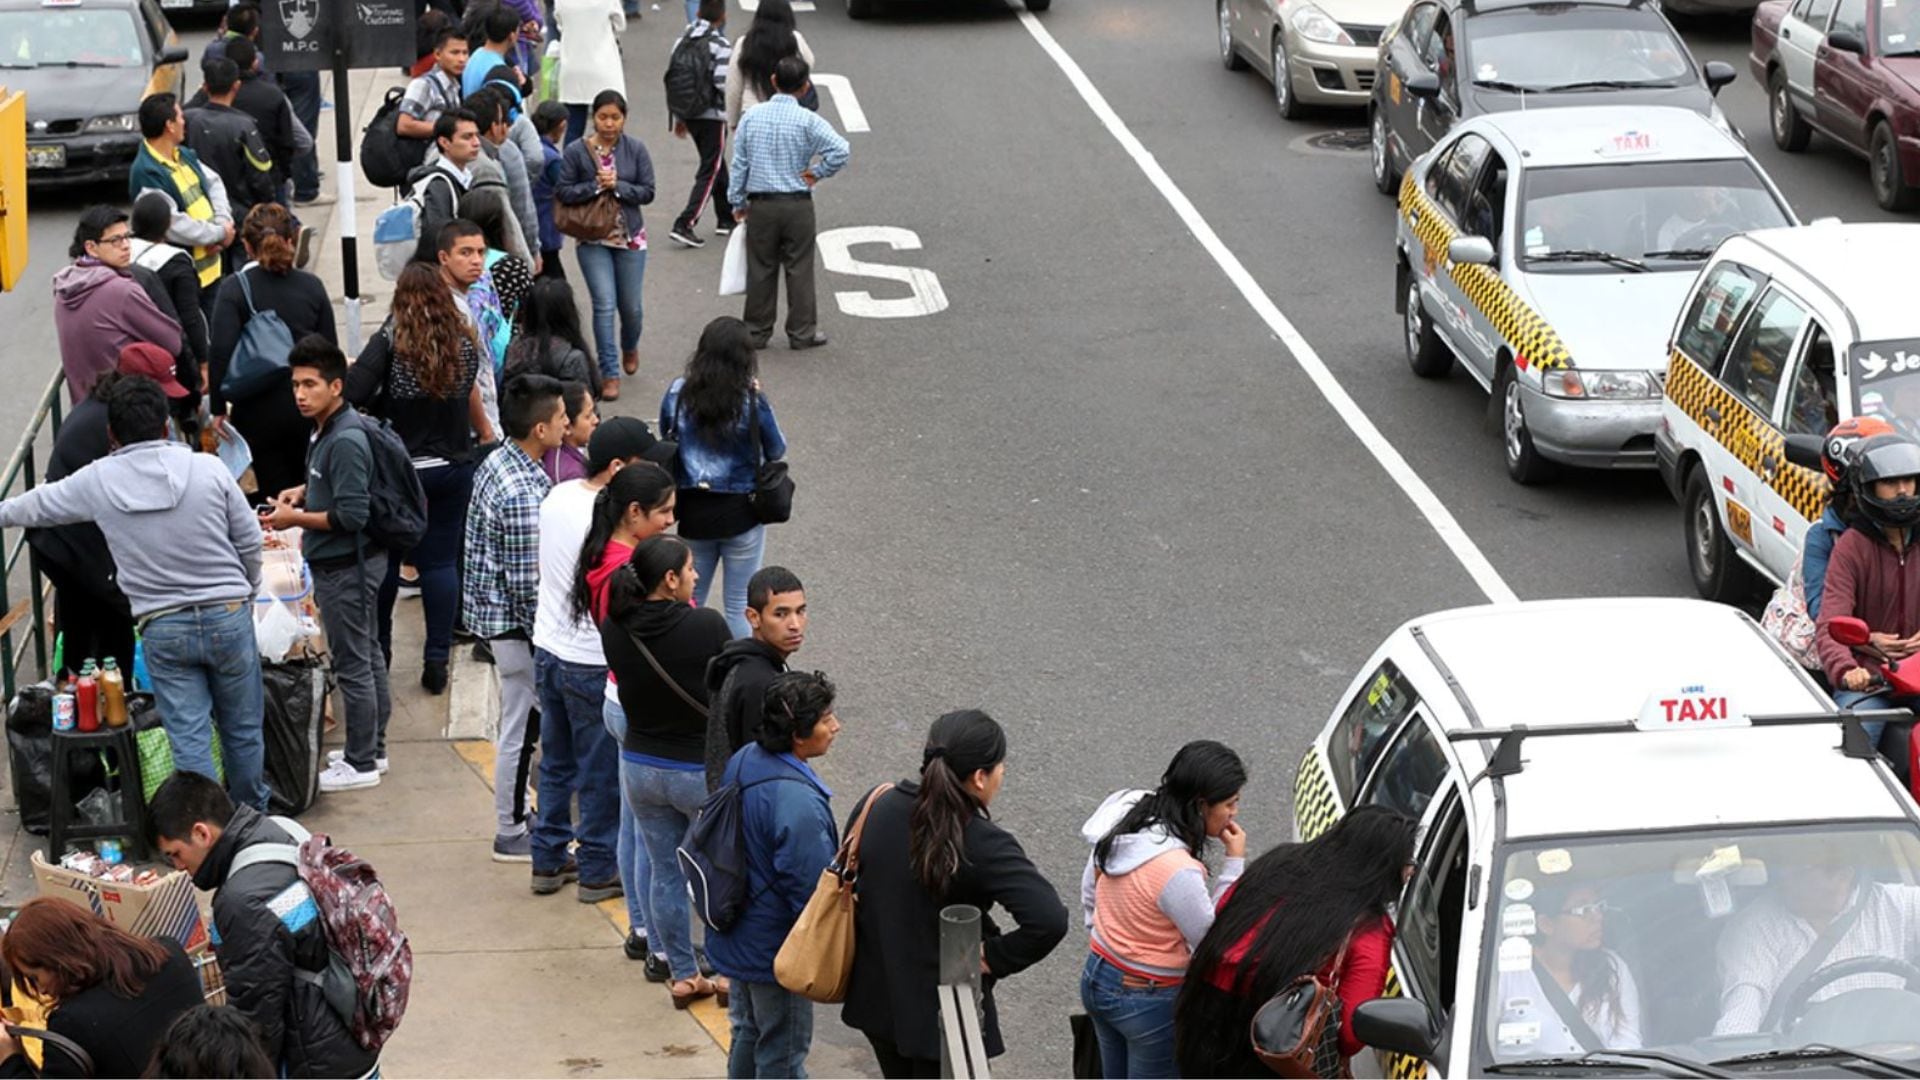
1397, 105, 1797, 483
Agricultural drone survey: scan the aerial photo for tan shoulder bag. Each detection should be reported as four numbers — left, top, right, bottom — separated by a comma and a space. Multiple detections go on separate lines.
773, 782, 894, 1003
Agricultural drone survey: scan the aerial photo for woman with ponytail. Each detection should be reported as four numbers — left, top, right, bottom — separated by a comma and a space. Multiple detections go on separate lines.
207, 202, 335, 498
600, 533, 731, 1009
842, 710, 1069, 1078
1078, 741, 1248, 1078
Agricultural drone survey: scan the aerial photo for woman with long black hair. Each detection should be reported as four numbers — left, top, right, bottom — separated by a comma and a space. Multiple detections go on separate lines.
1080, 741, 1248, 1078
1174, 805, 1416, 1078
842, 710, 1069, 1078
723, 0, 814, 132
504, 277, 595, 389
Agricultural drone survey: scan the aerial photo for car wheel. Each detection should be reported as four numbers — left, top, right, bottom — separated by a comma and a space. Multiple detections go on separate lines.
1220, 0, 1247, 70
1872, 120, 1918, 212
1404, 276, 1452, 378
1272, 34, 1303, 120
847, 0, 876, 18
1500, 365, 1555, 485
1371, 107, 1398, 196
1683, 465, 1756, 602
1769, 69, 1811, 152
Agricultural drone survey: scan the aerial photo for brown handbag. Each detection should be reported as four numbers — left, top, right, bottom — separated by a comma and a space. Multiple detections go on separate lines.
1249, 933, 1353, 1079
773, 782, 893, 1004
554, 192, 623, 242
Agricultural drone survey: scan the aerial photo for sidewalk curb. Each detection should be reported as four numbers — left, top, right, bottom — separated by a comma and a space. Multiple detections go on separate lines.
445, 648, 497, 741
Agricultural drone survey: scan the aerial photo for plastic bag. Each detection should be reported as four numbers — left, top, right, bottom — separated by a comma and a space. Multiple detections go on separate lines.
538, 39, 562, 103
76, 787, 113, 826
255, 599, 302, 663
719, 222, 748, 296
6, 682, 54, 835
262, 657, 329, 816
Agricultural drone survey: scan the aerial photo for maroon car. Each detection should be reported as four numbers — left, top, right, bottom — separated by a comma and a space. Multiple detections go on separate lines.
1751, 0, 1920, 209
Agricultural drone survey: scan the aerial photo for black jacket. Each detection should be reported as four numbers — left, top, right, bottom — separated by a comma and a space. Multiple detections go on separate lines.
703, 638, 786, 791
26, 397, 127, 615
185, 102, 278, 218
0, 939, 203, 1079
134, 247, 209, 382
347, 321, 482, 463
193, 806, 378, 1079
188, 74, 296, 186
602, 598, 730, 762
841, 783, 1069, 1062
208, 266, 335, 415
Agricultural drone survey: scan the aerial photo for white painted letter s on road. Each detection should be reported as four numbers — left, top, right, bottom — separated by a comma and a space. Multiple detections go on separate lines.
818, 226, 949, 319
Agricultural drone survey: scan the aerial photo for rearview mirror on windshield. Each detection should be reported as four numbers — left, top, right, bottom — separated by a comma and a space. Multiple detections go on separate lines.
1353, 998, 1440, 1060
1448, 236, 1495, 266
1830, 616, 1872, 648
1782, 433, 1824, 471
1405, 71, 1441, 99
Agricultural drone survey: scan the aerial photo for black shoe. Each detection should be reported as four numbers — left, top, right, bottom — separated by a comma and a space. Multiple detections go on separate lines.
668, 224, 704, 248
789, 332, 829, 351
531, 860, 579, 895
624, 929, 649, 961
421, 661, 448, 695
714, 219, 734, 235
696, 946, 716, 978
643, 952, 671, 983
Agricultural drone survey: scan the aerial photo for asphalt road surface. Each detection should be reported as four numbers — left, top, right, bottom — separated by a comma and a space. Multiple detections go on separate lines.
2, 1, 1911, 1075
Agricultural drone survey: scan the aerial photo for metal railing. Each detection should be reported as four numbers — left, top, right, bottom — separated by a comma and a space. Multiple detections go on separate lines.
0, 371, 65, 700
939, 904, 992, 1079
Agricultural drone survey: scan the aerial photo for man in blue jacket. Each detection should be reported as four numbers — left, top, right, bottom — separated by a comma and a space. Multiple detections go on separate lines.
706, 671, 841, 1079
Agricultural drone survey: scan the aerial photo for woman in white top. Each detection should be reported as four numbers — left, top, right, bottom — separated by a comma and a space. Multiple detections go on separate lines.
553, 0, 626, 144
1495, 881, 1644, 1058
723, 0, 814, 132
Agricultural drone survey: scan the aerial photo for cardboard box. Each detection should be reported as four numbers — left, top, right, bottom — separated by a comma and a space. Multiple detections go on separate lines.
29, 852, 210, 952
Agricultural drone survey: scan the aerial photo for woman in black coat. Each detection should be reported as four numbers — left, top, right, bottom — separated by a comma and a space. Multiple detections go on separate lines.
842, 710, 1069, 1078
208, 203, 336, 500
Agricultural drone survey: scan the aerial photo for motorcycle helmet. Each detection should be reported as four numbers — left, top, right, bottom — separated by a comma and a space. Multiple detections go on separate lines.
1850, 433, 1920, 530
1823, 416, 1897, 485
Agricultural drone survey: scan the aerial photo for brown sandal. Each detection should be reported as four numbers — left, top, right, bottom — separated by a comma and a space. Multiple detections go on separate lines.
670, 976, 718, 1010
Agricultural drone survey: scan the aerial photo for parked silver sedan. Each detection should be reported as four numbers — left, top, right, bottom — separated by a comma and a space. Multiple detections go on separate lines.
1218, 0, 1413, 117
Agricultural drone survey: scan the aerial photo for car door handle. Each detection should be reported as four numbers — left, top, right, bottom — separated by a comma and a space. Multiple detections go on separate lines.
1703, 405, 1723, 425
1782, 26, 1792, 39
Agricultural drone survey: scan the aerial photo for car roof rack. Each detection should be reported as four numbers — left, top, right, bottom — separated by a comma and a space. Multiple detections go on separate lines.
1451, 709, 1915, 779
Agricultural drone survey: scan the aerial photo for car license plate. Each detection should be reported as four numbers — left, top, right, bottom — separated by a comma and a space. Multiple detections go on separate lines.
1725, 498, 1754, 546
25, 145, 65, 170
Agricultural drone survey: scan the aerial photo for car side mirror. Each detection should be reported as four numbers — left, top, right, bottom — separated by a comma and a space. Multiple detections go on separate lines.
1704, 60, 1737, 94
1353, 998, 1441, 1060
1783, 432, 1825, 471
158, 45, 189, 65
1827, 28, 1865, 54
1448, 235, 1495, 265
1406, 71, 1441, 99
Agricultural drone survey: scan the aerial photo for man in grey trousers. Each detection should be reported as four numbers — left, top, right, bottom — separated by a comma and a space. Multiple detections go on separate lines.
265, 336, 392, 794
728, 56, 850, 351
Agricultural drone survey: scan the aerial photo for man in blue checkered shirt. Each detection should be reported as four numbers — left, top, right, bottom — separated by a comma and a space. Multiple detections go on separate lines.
728, 55, 850, 351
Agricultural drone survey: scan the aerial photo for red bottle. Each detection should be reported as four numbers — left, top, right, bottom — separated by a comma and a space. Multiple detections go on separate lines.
75, 662, 100, 733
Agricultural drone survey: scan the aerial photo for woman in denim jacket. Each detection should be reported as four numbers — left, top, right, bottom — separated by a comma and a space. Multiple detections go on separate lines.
659, 316, 787, 638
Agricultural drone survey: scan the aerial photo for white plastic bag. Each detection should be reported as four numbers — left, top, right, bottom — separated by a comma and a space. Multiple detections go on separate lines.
255, 599, 301, 663
719, 222, 748, 296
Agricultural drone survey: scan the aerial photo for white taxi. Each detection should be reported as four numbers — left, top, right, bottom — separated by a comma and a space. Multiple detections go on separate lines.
1657, 222, 1920, 603
1397, 105, 1796, 484
1293, 598, 1920, 1078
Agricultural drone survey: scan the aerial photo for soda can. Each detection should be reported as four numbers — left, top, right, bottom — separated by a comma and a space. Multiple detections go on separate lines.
97, 838, 123, 865
52, 692, 76, 732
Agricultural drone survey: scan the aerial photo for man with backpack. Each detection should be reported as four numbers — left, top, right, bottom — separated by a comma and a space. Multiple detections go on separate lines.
397, 27, 467, 142
151, 772, 391, 1078
665, 0, 733, 250
404, 109, 480, 267
264, 337, 395, 793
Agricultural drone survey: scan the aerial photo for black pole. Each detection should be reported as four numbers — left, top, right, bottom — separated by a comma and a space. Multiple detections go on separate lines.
330, 0, 362, 353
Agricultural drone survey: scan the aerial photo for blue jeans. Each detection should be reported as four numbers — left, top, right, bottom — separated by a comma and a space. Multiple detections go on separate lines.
141, 601, 269, 811
575, 243, 646, 382
603, 699, 655, 944
727, 979, 814, 1078
624, 758, 707, 980
377, 460, 472, 666
532, 649, 621, 881
1835, 689, 1913, 748
686, 525, 765, 639
683, 0, 697, 20
1079, 953, 1179, 1079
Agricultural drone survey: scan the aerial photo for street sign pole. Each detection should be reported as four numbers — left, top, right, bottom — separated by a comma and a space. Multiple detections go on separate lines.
329, 0, 361, 354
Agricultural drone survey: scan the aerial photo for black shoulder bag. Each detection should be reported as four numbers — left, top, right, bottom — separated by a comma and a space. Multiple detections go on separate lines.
746, 389, 794, 525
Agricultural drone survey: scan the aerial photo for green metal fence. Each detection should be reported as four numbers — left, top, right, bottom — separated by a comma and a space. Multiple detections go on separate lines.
0, 371, 66, 700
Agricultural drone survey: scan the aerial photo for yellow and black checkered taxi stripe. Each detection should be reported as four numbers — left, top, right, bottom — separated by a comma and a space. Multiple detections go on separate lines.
1380, 968, 1430, 1079
1665, 349, 1827, 521
1399, 173, 1573, 372
1294, 754, 1340, 843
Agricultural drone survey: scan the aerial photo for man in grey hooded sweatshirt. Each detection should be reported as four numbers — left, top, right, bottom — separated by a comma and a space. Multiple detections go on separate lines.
0, 377, 269, 811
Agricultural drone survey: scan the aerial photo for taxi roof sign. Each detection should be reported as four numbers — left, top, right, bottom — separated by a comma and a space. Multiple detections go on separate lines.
1636, 686, 1747, 732
1599, 130, 1658, 158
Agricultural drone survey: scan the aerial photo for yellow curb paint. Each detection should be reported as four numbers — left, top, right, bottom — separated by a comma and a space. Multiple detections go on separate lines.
453, 739, 495, 785
690, 996, 732, 1046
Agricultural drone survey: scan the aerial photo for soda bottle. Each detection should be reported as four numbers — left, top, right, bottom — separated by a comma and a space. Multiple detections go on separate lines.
75, 661, 99, 733
100, 658, 127, 728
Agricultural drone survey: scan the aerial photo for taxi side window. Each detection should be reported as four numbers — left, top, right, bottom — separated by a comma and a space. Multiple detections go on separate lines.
1400, 2, 1440, 55
1423, 13, 1457, 97
1398, 789, 1468, 1011
1799, 0, 1836, 26
1466, 154, 1508, 249
1326, 661, 1421, 803
1675, 263, 1764, 371
1428, 134, 1492, 224
1722, 288, 1810, 421
1359, 712, 1449, 822
1831, 0, 1866, 37
140, 0, 168, 53
1782, 325, 1839, 437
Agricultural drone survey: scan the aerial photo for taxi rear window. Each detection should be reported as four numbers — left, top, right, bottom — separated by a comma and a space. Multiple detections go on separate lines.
1327, 661, 1421, 802
0, 8, 144, 68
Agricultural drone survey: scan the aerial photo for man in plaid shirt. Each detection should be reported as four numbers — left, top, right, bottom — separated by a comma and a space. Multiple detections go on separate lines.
463, 374, 569, 862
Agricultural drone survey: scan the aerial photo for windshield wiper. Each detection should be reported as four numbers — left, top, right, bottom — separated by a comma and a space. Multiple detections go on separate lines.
1487, 1050, 1736, 1077
1475, 78, 1545, 92
1641, 248, 1718, 260
1525, 248, 1650, 272
1710, 1044, 1920, 1078
43, 60, 122, 68
1544, 78, 1685, 91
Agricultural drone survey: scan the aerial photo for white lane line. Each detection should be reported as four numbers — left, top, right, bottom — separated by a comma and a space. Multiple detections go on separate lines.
812, 73, 869, 132
1009, 5, 1519, 605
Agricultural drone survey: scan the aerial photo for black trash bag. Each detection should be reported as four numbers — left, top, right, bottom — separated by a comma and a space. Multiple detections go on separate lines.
6, 682, 54, 835
263, 657, 329, 816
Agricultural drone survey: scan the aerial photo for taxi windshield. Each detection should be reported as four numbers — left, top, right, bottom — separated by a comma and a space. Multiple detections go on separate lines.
1480, 823, 1920, 1072
1519, 160, 1790, 272
1464, 8, 1694, 92
1881, 0, 1920, 56
1850, 340, 1920, 439
0, 8, 143, 68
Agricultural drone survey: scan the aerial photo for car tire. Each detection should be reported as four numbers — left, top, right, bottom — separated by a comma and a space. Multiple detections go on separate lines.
1768, 69, 1811, 153
1404, 276, 1452, 378
1272, 34, 1303, 120
1499, 364, 1555, 485
1683, 465, 1756, 603
1371, 107, 1398, 196
1872, 120, 1918, 212
1220, 0, 1247, 70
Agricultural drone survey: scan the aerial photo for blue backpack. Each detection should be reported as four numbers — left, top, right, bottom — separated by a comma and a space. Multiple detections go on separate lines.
678, 773, 790, 933
221, 270, 295, 400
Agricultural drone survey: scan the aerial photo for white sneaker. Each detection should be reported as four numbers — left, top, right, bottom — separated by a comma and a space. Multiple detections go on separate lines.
328, 750, 390, 774
318, 760, 381, 792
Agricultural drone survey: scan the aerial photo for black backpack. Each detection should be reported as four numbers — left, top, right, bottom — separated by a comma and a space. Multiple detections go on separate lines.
678, 774, 791, 932
361, 87, 431, 189
663, 28, 721, 121
339, 410, 428, 554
